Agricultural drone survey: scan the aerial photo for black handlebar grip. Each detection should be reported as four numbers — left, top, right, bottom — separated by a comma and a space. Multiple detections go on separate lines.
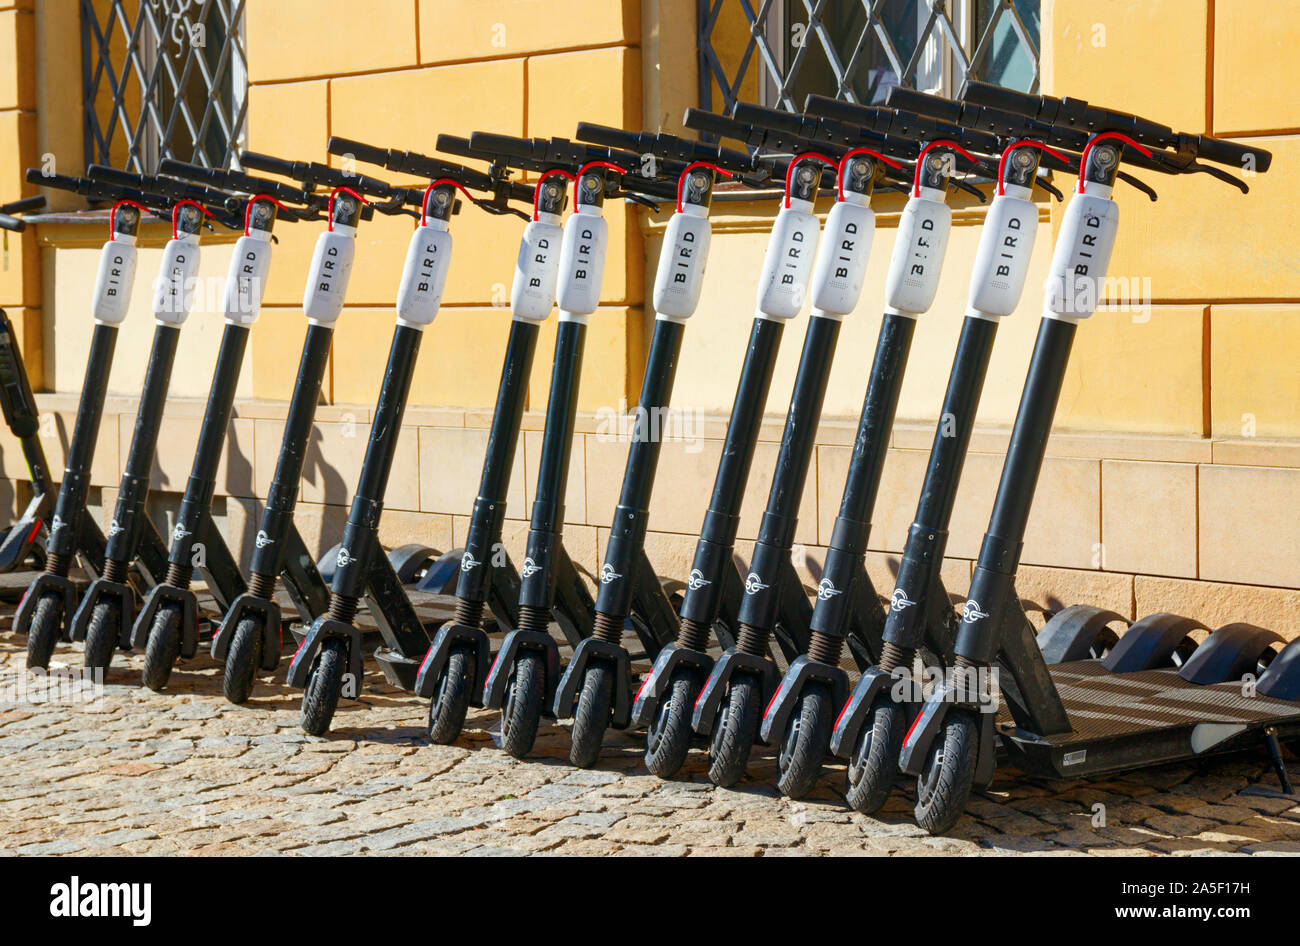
1194, 134, 1272, 173
85, 164, 140, 188
681, 108, 753, 144
0, 195, 45, 215
573, 122, 641, 153
27, 168, 83, 191
326, 136, 392, 169
434, 134, 480, 162
467, 132, 536, 161
875, 88, 961, 124
960, 81, 1040, 118
0, 213, 24, 232
239, 151, 298, 177
731, 102, 805, 136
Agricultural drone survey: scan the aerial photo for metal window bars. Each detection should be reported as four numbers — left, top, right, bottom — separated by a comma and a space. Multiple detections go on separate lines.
81, 0, 249, 174
697, 0, 1040, 116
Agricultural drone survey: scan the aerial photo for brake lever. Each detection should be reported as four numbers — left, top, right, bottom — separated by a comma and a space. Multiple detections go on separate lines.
1033, 175, 1064, 202
617, 188, 662, 213
948, 176, 988, 202
1116, 169, 1159, 201
1182, 159, 1249, 194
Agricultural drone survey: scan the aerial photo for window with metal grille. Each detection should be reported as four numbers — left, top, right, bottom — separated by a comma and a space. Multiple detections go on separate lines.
698, 0, 1040, 114
81, 0, 249, 173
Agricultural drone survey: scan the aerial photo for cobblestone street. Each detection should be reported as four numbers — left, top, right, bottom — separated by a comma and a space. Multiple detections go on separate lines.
1, 632, 1298, 857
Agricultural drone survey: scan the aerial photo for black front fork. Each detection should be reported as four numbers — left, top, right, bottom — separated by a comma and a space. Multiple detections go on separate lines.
415, 317, 537, 705
554, 318, 684, 729
70, 322, 179, 644
130, 322, 250, 658
0, 307, 54, 572
289, 323, 432, 694
482, 318, 594, 713
14, 322, 114, 637
213, 321, 334, 670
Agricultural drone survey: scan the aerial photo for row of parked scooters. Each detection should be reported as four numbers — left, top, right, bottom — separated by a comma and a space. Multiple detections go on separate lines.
3, 81, 1296, 835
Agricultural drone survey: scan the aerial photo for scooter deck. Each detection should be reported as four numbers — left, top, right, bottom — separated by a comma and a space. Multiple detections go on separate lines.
0, 569, 87, 603
997, 660, 1300, 779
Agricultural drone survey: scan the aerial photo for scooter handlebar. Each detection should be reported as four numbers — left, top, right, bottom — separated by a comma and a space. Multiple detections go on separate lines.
574, 122, 756, 173
158, 158, 315, 207
0, 195, 44, 216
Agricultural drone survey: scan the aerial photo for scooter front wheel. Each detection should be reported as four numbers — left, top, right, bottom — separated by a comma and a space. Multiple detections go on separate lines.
300, 638, 347, 736
141, 603, 183, 691
644, 667, 702, 779
569, 661, 614, 768
500, 651, 544, 758
913, 709, 978, 835
775, 681, 834, 799
845, 695, 907, 814
25, 592, 65, 670
82, 598, 122, 671
222, 615, 264, 705
427, 644, 476, 744
707, 673, 761, 788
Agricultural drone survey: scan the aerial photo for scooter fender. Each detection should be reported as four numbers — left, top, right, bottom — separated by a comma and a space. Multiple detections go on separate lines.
629, 643, 714, 728
690, 649, 777, 735
414, 548, 462, 594
211, 592, 283, 672
760, 654, 849, 744
286, 616, 363, 692
1101, 612, 1206, 674
1257, 636, 1300, 701
828, 665, 895, 759
131, 584, 200, 658
13, 572, 80, 639
1036, 604, 1128, 665
481, 628, 561, 712
553, 637, 632, 728
68, 576, 134, 646
1177, 622, 1284, 686
897, 682, 997, 789
413, 621, 490, 703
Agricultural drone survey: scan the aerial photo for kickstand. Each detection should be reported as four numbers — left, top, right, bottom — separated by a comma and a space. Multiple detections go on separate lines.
1263, 728, 1295, 796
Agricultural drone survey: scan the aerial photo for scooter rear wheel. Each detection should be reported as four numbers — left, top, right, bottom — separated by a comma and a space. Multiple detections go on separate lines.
913, 710, 978, 835
427, 645, 476, 744
300, 638, 347, 736
222, 616, 264, 705
501, 652, 545, 758
776, 681, 833, 799
569, 661, 614, 768
141, 604, 183, 691
25, 592, 65, 670
707, 673, 761, 788
644, 667, 702, 779
82, 598, 122, 672
845, 695, 907, 814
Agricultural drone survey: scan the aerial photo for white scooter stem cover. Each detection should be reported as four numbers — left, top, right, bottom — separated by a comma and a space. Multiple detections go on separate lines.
1044, 188, 1119, 321
302, 223, 356, 324
221, 230, 273, 325
966, 184, 1038, 319
808, 197, 875, 318
884, 189, 951, 316
510, 213, 564, 323
395, 221, 453, 326
90, 234, 139, 325
556, 205, 608, 317
756, 199, 820, 319
152, 233, 201, 326
652, 204, 711, 321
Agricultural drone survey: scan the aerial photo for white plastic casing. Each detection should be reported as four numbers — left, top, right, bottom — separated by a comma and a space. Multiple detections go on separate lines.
1044, 187, 1119, 322
652, 203, 712, 322
395, 221, 452, 327
966, 183, 1039, 319
556, 205, 608, 320
808, 196, 875, 319
510, 213, 564, 323
302, 222, 357, 324
152, 233, 201, 325
755, 198, 820, 320
884, 188, 952, 316
90, 235, 139, 325
222, 230, 273, 325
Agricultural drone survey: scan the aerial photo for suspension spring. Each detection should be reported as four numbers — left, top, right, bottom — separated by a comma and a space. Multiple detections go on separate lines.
101, 558, 127, 584
327, 594, 358, 624
676, 617, 710, 652
736, 622, 769, 656
592, 611, 622, 645
807, 631, 843, 666
453, 597, 485, 628
248, 571, 276, 600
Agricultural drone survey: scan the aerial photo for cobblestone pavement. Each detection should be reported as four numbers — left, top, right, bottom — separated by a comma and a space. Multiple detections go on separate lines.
1, 632, 1297, 857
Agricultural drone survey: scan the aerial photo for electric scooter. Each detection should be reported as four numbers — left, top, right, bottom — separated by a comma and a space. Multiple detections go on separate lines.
0, 196, 53, 578
15, 169, 239, 668
876, 85, 1290, 835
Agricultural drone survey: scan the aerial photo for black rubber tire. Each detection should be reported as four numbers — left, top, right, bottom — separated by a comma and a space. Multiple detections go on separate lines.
141, 604, 183, 692
913, 710, 979, 835
82, 598, 122, 672
776, 682, 834, 799
644, 667, 702, 779
569, 661, 614, 768
500, 651, 544, 759
25, 592, 64, 670
845, 695, 908, 814
707, 673, 761, 788
222, 616, 264, 705
427, 645, 476, 745
300, 638, 347, 736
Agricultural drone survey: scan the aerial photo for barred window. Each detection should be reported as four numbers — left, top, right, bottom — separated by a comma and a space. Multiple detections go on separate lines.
81, 0, 249, 173
699, 0, 1040, 114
